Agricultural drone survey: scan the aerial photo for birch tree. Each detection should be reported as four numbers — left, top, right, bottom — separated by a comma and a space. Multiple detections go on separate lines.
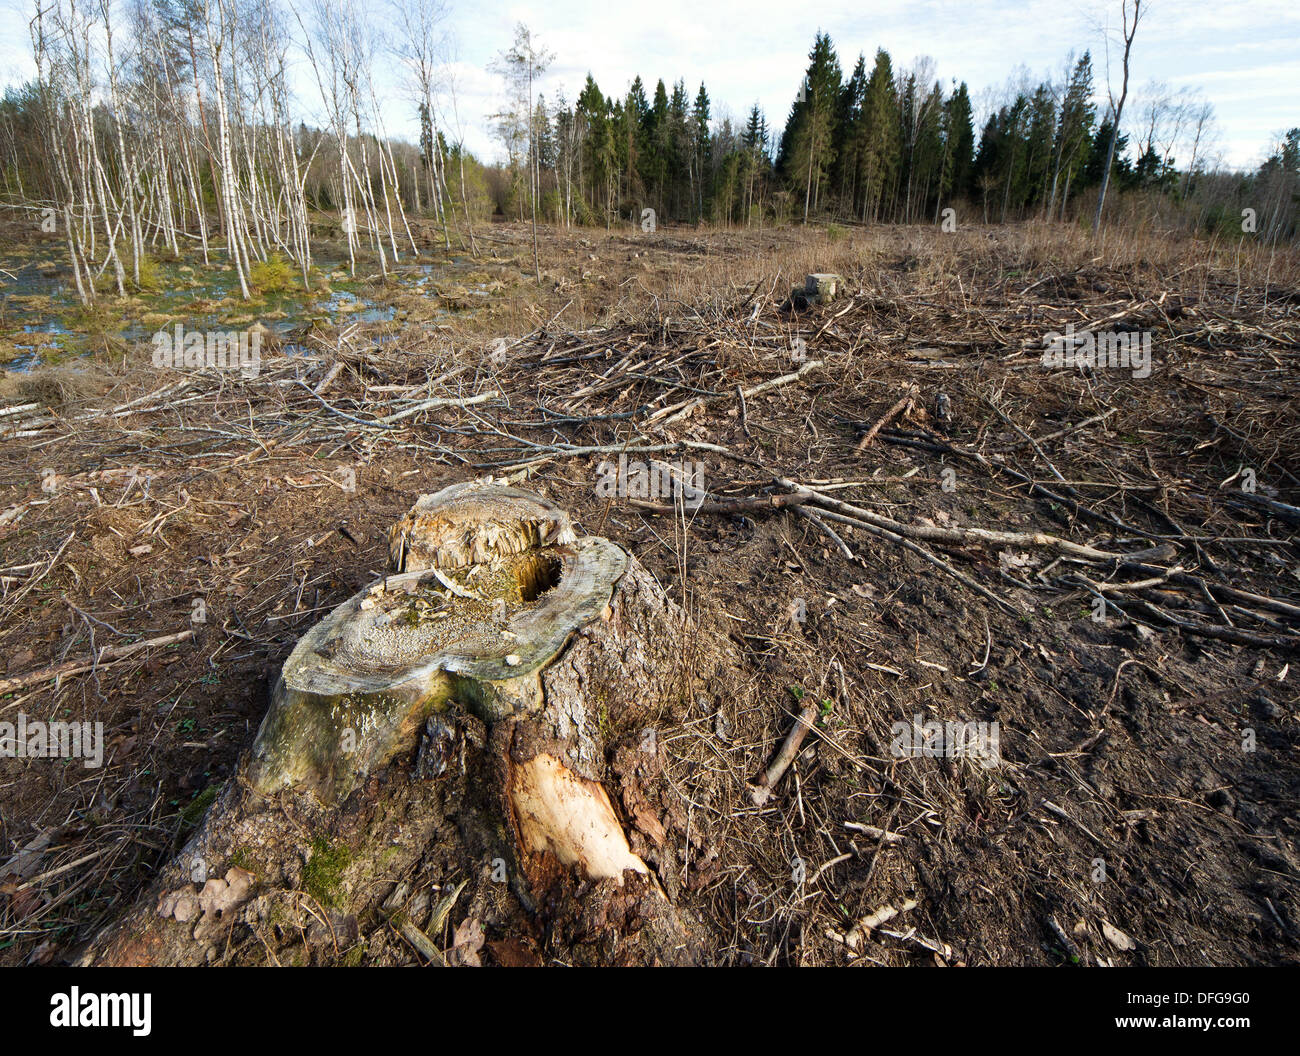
491, 23, 552, 283
1093, 0, 1144, 232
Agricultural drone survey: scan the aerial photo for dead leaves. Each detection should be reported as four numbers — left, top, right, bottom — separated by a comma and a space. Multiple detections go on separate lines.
0, 829, 57, 922
997, 549, 1039, 574
2, 882, 42, 921
1101, 919, 1138, 952
487, 935, 542, 968
446, 917, 484, 967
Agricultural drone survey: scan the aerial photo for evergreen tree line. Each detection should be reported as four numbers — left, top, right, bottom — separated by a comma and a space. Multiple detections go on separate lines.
487, 74, 776, 229
514, 32, 1297, 242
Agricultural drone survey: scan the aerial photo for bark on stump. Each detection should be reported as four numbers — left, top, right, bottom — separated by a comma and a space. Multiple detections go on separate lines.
79, 481, 705, 966
804, 273, 843, 304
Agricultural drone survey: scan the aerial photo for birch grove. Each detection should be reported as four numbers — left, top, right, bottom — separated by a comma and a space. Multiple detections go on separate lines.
14, 0, 461, 303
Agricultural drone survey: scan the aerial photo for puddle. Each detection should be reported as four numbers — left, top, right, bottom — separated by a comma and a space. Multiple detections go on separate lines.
0, 246, 486, 373
27, 317, 72, 330
3, 351, 41, 371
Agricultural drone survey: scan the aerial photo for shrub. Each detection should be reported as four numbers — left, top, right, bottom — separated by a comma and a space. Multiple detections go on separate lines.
248, 252, 295, 294
134, 253, 162, 291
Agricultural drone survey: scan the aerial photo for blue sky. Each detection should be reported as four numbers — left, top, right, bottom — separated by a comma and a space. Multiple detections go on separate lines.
1, 0, 1295, 171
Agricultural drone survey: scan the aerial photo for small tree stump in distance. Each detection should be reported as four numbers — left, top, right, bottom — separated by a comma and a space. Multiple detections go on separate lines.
805, 272, 844, 304
80, 480, 705, 966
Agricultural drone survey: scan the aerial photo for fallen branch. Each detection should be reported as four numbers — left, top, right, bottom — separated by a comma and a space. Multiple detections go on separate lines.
831, 898, 919, 953
627, 491, 814, 516
649, 360, 823, 427
777, 476, 1160, 564
854, 386, 917, 453
1109, 596, 1300, 651
377, 391, 497, 425
749, 697, 820, 806
794, 506, 856, 559
844, 822, 906, 844
808, 502, 1020, 615
0, 630, 195, 696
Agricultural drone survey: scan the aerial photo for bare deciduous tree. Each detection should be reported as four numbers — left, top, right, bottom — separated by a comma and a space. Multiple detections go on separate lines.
491, 23, 552, 283
1093, 0, 1144, 232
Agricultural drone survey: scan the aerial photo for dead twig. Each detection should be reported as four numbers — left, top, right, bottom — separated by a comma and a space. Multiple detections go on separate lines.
749, 697, 820, 806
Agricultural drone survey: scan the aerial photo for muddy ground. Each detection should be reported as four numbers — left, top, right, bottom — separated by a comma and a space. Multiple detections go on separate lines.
1, 220, 1297, 965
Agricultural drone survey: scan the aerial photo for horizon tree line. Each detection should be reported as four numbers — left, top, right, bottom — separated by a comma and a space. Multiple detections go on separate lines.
0, 2, 1296, 308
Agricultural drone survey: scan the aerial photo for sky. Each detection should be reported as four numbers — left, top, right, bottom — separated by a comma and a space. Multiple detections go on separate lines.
0, 0, 1295, 171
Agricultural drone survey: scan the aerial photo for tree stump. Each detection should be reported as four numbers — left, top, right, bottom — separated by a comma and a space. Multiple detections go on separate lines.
804, 272, 843, 304
79, 481, 706, 966
783, 272, 844, 312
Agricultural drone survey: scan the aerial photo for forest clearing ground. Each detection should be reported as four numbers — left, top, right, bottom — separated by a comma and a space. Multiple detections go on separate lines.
1, 220, 1298, 965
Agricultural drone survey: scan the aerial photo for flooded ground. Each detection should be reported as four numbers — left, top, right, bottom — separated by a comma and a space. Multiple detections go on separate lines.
0, 232, 520, 371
